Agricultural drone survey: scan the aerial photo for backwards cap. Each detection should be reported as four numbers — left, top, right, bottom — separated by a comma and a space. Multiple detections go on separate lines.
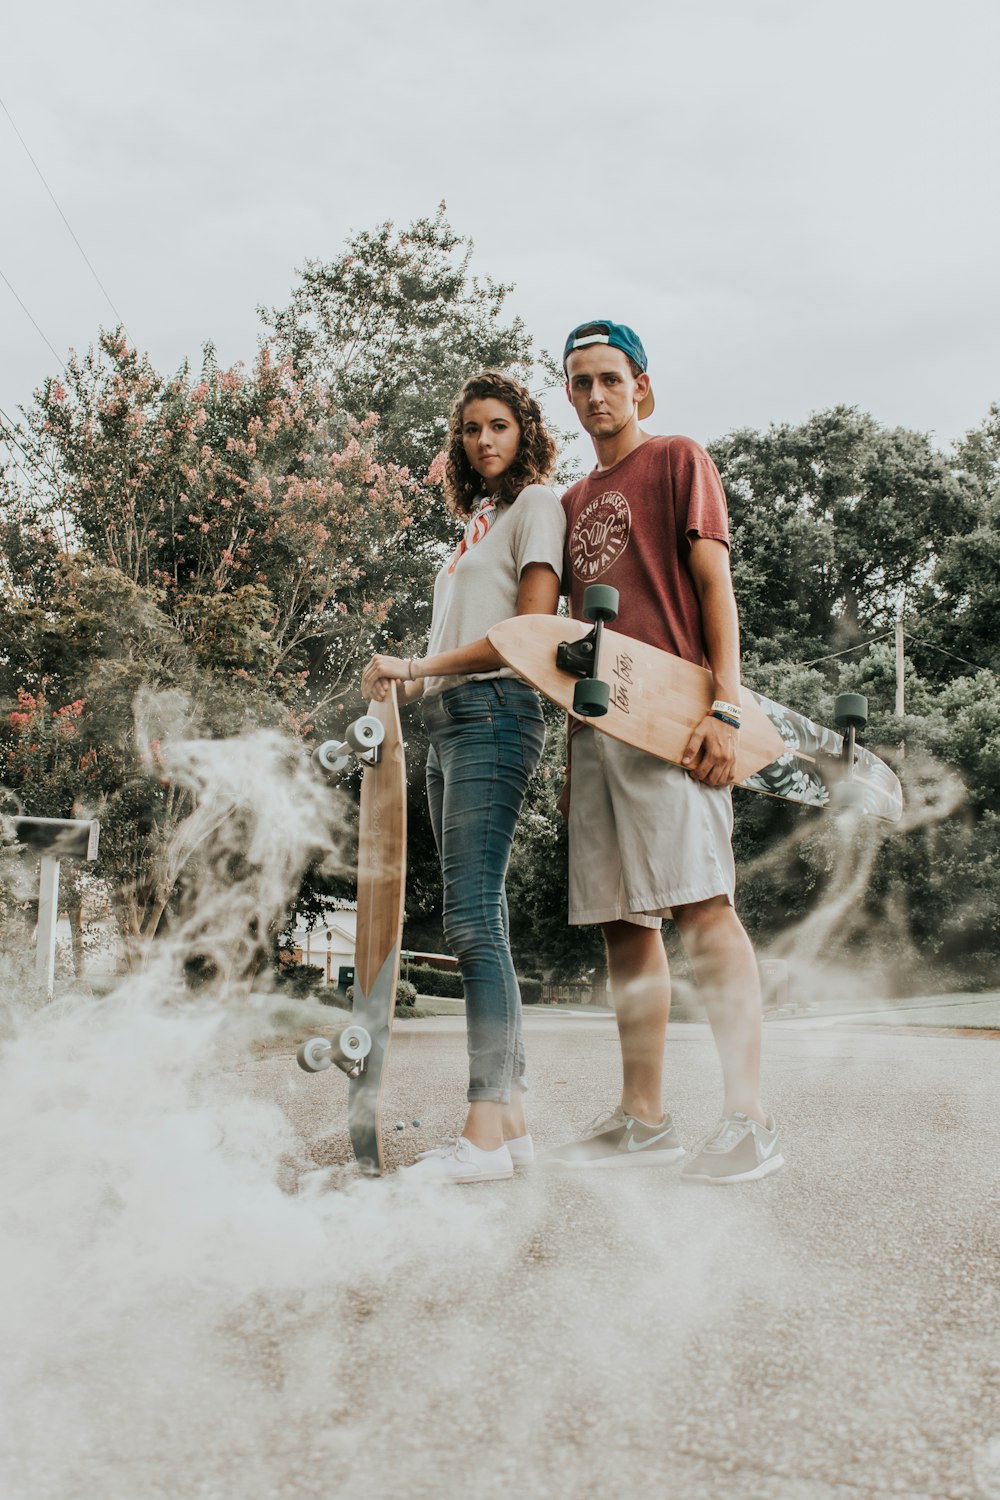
563, 320, 654, 419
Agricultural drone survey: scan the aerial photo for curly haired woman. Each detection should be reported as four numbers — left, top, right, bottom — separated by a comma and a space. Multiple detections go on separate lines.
362, 371, 564, 1183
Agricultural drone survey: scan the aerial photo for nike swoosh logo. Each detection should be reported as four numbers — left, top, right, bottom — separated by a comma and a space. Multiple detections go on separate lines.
759, 1136, 779, 1158
626, 1127, 675, 1152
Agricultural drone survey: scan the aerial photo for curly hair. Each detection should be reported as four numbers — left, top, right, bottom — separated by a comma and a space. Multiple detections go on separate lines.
443, 371, 557, 518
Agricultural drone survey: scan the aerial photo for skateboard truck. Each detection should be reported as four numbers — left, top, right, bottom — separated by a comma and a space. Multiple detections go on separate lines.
313, 714, 386, 776
556, 584, 619, 717
831, 693, 870, 813
297, 1025, 373, 1079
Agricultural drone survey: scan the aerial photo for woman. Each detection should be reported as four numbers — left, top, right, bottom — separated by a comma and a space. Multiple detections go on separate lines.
362, 371, 564, 1183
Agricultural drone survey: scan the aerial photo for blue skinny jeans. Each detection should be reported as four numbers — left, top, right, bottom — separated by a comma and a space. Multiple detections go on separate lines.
423, 678, 545, 1103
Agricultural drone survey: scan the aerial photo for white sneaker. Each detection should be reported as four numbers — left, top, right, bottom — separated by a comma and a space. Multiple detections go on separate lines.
504, 1133, 535, 1167
406, 1136, 514, 1184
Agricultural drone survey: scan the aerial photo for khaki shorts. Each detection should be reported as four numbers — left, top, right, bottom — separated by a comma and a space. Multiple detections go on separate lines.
567, 728, 736, 928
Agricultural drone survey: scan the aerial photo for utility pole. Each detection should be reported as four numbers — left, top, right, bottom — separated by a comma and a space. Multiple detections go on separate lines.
895, 615, 906, 762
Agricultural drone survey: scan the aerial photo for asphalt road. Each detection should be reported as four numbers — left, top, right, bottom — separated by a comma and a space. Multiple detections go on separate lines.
8, 1013, 999, 1500
253, 1015, 1000, 1500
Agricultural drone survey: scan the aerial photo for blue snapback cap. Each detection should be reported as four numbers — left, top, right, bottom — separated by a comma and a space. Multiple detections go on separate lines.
563, 320, 654, 418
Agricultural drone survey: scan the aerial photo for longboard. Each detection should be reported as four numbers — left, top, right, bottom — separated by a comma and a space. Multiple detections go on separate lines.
296, 685, 407, 1173
488, 613, 902, 823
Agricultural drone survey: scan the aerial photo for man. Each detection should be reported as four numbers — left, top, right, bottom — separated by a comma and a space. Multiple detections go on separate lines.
545, 320, 783, 1183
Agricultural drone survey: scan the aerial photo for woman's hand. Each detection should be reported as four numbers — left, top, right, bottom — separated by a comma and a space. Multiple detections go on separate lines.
362, 654, 410, 701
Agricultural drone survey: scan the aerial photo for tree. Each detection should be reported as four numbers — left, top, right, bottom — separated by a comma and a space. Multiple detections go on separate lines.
263, 204, 553, 487
709, 406, 975, 660
0, 333, 430, 962
913, 406, 1000, 679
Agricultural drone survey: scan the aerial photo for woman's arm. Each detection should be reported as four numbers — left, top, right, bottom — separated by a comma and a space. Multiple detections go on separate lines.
361, 562, 560, 702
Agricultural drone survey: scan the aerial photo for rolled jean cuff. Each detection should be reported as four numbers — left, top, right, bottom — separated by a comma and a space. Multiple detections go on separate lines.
467, 1087, 511, 1104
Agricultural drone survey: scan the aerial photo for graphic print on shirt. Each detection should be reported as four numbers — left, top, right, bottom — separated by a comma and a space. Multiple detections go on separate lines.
568, 490, 632, 581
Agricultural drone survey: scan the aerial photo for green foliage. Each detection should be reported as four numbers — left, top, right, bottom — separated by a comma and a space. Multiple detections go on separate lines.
395, 978, 418, 1008
710, 405, 975, 653
505, 698, 603, 982
0, 334, 429, 959
273, 962, 326, 997
264, 204, 549, 486
404, 962, 464, 998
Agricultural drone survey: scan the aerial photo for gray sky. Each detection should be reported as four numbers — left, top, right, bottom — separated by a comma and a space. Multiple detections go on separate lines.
2, 0, 998, 470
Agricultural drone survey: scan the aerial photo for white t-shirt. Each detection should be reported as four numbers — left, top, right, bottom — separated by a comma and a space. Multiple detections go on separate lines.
422, 484, 565, 698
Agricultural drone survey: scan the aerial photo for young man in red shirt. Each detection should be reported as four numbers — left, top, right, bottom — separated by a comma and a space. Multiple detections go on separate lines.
546, 320, 783, 1183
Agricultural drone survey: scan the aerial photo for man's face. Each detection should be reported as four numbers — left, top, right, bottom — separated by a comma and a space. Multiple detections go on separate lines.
564, 344, 650, 440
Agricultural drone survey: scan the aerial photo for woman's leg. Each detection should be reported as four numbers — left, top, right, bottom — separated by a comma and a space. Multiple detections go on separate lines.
425, 683, 543, 1147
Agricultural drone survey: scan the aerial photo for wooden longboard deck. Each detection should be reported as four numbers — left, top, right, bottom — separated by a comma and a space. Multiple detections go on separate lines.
489, 616, 785, 781
488, 616, 903, 823
347, 685, 407, 1174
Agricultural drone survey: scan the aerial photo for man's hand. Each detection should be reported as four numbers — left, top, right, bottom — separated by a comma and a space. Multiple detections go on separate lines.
681, 714, 739, 786
361, 654, 409, 701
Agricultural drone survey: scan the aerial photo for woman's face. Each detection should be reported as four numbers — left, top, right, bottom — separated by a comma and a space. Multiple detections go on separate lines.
461, 398, 521, 493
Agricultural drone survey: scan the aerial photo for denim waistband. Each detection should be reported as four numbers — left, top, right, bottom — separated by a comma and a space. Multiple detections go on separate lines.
443, 676, 537, 702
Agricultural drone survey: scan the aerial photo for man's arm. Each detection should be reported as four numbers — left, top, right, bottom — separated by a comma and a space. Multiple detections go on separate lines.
681, 537, 742, 787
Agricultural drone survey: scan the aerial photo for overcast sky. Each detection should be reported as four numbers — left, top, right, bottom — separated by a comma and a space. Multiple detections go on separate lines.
2, 0, 998, 472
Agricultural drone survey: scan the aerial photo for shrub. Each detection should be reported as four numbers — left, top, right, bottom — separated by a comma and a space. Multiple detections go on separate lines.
404, 962, 465, 998
344, 977, 420, 1010
395, 979, 418, 1008
274, 962, 326, 997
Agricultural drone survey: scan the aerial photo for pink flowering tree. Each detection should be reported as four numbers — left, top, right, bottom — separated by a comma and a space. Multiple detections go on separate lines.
0, 332, 434, 965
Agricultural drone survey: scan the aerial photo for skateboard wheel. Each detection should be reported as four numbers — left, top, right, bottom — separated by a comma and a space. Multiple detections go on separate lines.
573, 678, 610, 718
582, 584, 619, 623
834, 693, 868, 730
332, 1025, 372, 1067
313, 739, 351, 776
296, 1026, 371, 1076
297, 1036, 334, 1073
345, 715, 385, 754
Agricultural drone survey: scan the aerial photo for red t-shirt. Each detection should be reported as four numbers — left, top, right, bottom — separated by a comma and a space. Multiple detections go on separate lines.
561, 434, 729, 667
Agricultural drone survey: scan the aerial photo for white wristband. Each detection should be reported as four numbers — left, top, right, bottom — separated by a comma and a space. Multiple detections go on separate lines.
711, 699, 742, 721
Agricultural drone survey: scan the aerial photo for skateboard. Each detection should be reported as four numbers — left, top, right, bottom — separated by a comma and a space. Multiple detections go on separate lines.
488, 586, 903, 823
296, 684, 407, 1174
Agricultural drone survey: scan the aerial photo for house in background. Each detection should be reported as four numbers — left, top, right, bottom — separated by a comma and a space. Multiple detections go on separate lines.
288, 900, 458, 989
289, 901, 357, 988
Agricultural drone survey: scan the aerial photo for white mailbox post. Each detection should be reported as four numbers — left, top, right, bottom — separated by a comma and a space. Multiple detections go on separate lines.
10, 817, 101, 996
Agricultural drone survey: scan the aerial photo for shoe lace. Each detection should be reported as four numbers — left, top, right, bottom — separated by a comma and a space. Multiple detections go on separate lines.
416, 1137, 458, 1161
698, 1113, 750, 1154
580, 1106, 625, 1140
416, 1137, 473, 1163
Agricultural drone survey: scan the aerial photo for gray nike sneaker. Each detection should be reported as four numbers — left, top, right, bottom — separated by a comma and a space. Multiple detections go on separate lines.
680, 1112, 784, 1184
541, 1106, 686, 1170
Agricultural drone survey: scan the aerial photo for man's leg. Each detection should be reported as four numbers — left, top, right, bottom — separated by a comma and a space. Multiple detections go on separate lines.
540, 922, 685, 1166
603, 920, 671, 1124
672, 895, 765, 1124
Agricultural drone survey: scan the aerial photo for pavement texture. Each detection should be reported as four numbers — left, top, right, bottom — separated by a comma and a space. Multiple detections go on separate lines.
6, 1012, 1000, 1500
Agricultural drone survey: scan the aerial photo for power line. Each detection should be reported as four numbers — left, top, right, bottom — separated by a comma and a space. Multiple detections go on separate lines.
0, 92, 130, 337
0, 266, 67, 371
793, 620, 993, 678
904, 632, 991, 675
795, 628, 896, 668
0, 400, 60, 496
